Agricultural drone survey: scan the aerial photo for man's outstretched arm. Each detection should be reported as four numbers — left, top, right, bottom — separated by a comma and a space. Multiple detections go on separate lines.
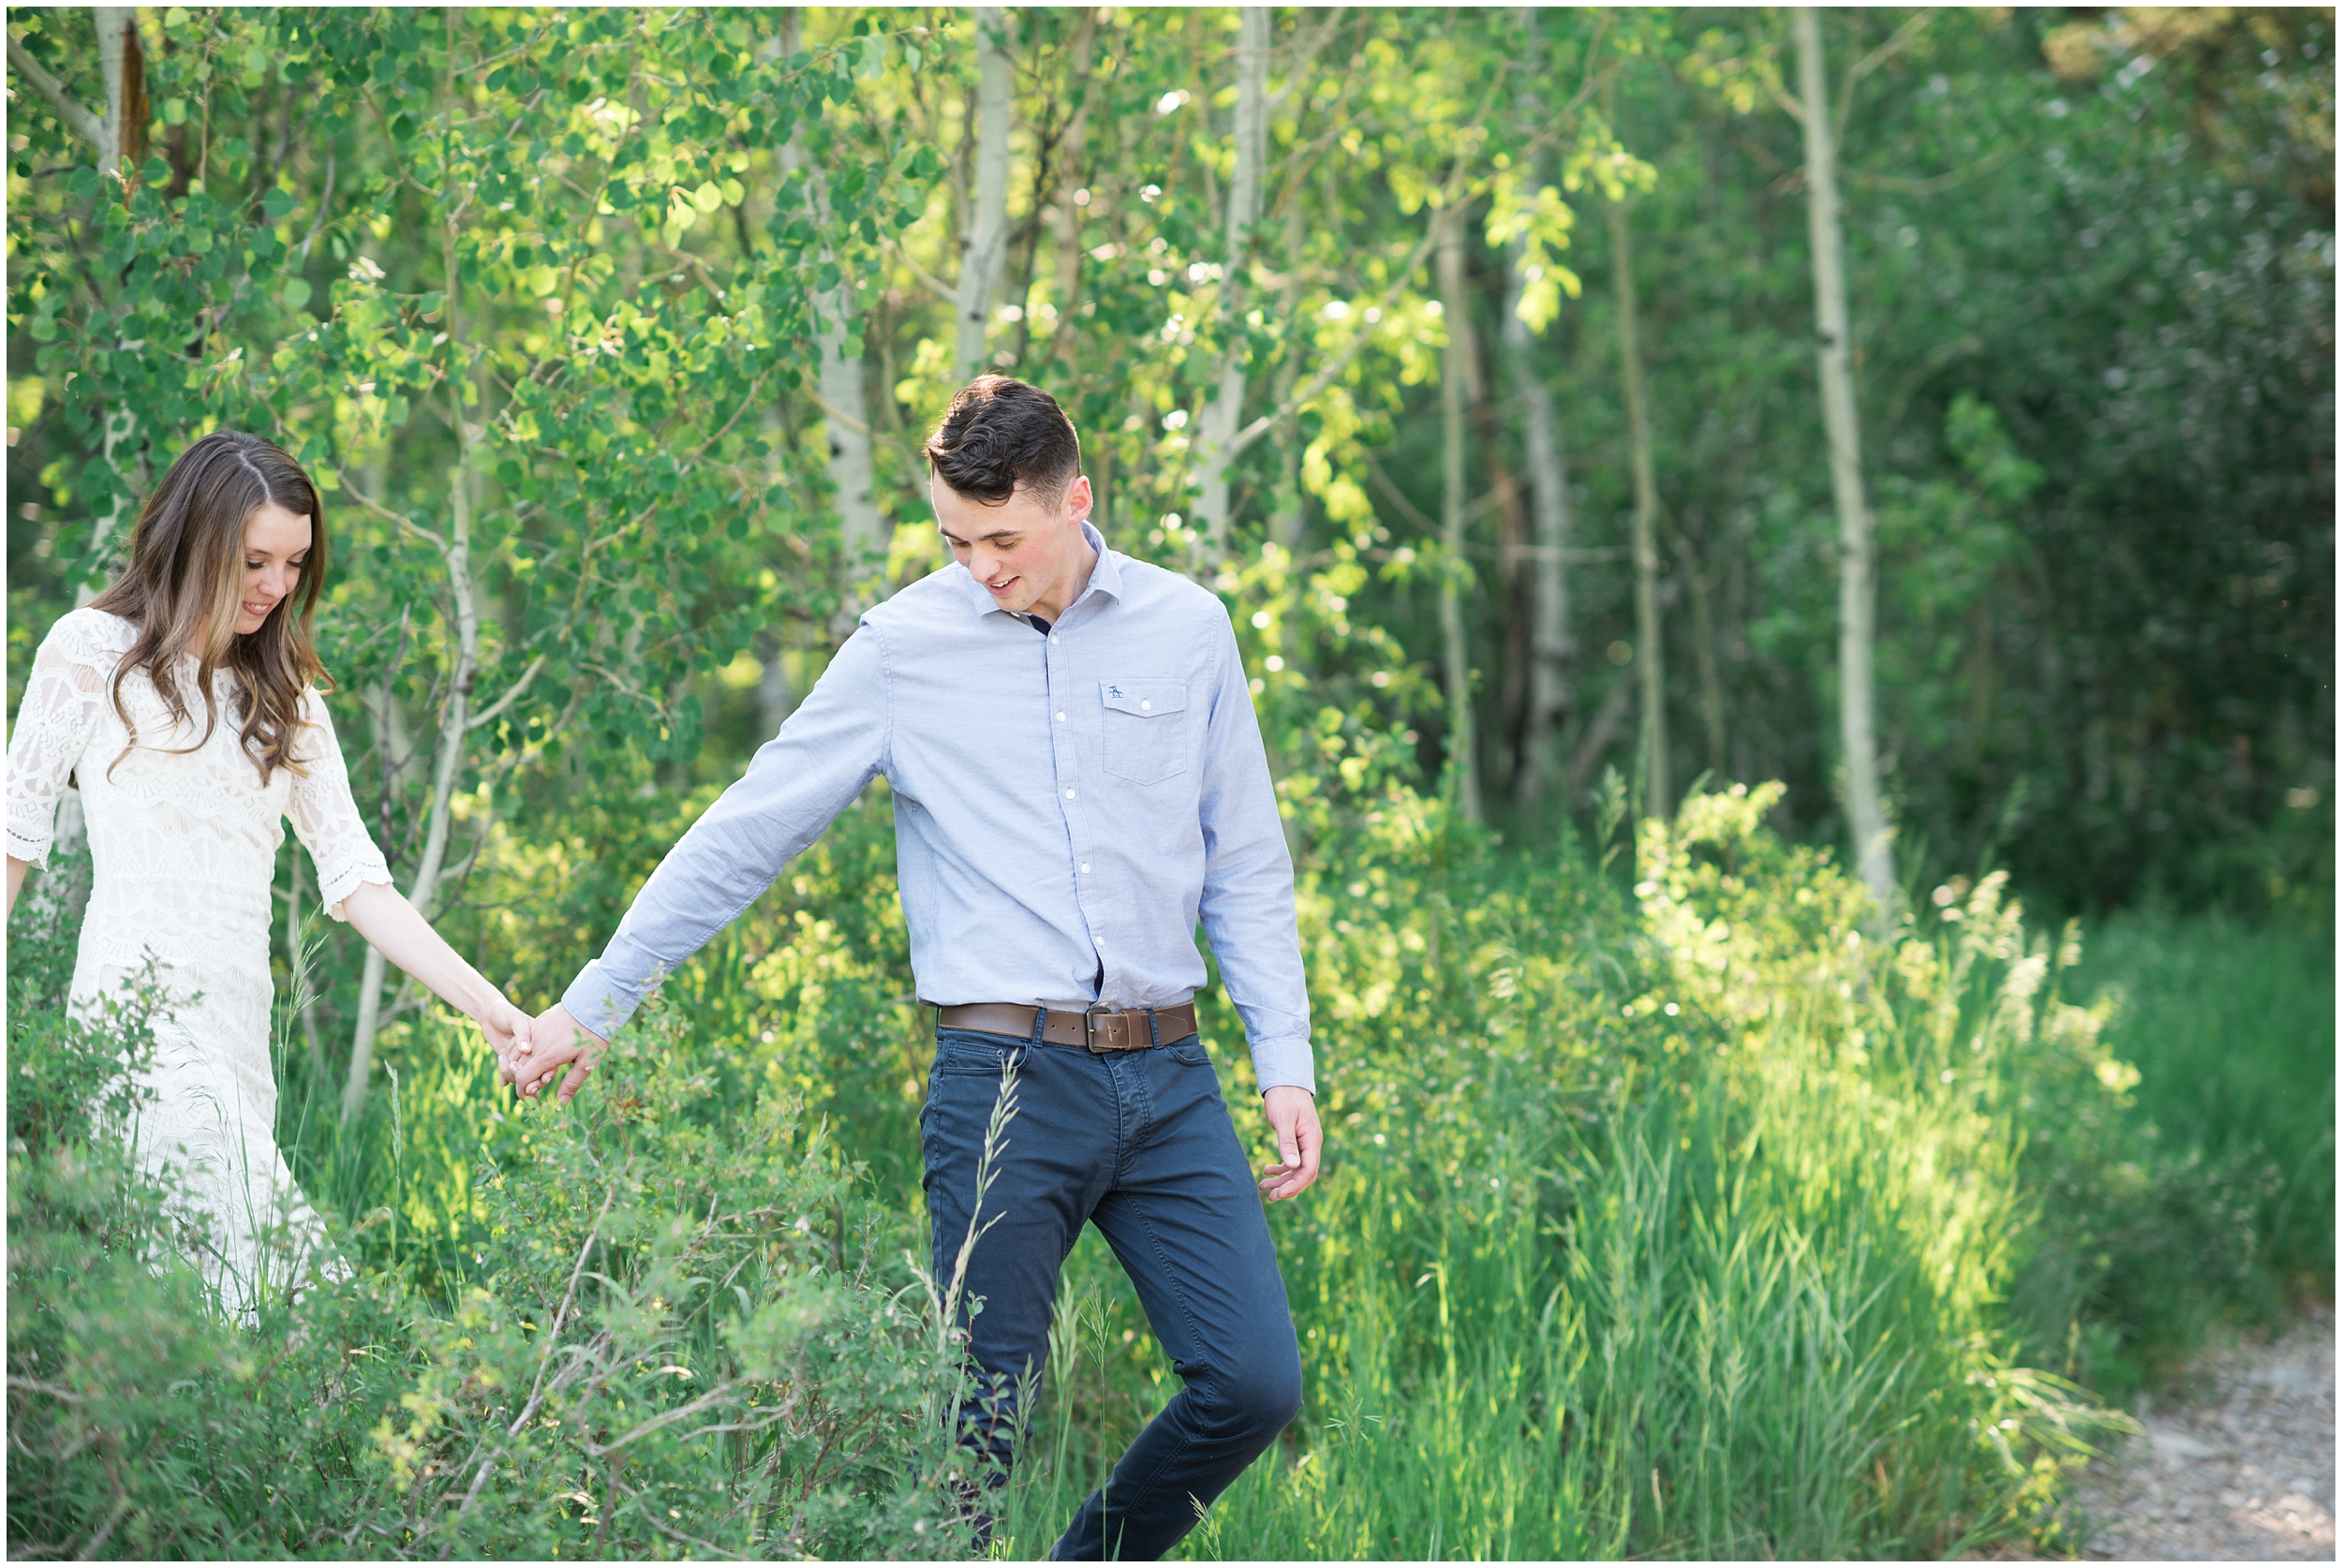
507, 627, 892, 1101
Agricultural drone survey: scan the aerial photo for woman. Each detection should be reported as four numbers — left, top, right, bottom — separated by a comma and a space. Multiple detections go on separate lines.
6, 431, 530, 1314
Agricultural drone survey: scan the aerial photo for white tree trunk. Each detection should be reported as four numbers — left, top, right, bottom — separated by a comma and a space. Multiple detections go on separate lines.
1193, 7, 1268, 557
952, 7, 1013, 384
817, 315, 880, 609
343, 217, 482, 1127
779, 14, 883, 620
1436, 208, 1483, 824
20, 11, 147, 928
1504, 239, 1575, 811
1795, 7, 1894, 914
1044, 8, 1099, 373
1267, 194, 1309, 555
92, 7, 142, 178
756, 635, 796, 739
1608, 198, 1668, 820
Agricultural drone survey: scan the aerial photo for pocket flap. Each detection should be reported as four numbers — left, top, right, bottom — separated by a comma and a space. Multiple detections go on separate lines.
1100, 678, 1186, 717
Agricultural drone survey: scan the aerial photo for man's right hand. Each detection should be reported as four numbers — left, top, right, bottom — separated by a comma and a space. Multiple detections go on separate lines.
503, 1001, 608, 1104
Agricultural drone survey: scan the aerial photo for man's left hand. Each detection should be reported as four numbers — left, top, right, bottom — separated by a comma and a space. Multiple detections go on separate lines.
1258, 1085, 1322, 1202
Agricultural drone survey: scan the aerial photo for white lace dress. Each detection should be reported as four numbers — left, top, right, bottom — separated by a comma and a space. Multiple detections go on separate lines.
7, 607, 393, 1312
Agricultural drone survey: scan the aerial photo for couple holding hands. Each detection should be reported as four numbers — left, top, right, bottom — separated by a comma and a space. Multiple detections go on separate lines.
7, 376, 1321, 1561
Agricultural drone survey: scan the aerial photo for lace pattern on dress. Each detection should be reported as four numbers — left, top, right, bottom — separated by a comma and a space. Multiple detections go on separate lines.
6, 608, 121, 865
10, 606, 393, 1315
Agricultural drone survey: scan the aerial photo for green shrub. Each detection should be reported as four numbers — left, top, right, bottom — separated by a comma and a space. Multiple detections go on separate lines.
2014, 906, 2336, 1398
7, 891, 986, 1559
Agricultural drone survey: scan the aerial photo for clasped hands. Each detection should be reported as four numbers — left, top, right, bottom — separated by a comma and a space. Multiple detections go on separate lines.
492, 1001, 604, 1102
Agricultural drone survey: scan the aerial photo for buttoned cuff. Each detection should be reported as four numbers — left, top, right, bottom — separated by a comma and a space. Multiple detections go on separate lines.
1248, 1034, 1315, 1097
562, 960, 646, 1041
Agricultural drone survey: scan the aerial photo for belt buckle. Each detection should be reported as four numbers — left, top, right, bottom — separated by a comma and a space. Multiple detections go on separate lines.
1083, 1002, 1119, 1054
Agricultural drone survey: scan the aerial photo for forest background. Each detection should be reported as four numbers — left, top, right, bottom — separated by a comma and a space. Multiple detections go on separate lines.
5, 5, 2334, 1561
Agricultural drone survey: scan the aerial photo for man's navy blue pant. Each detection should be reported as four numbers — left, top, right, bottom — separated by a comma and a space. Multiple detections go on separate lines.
921, 1023, 1303, 1561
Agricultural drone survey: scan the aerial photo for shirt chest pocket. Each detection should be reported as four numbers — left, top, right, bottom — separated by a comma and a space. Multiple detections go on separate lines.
1099, 678, 1189, 786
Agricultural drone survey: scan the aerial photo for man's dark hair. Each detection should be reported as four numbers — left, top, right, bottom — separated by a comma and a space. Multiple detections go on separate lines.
924, 376, 1082, 506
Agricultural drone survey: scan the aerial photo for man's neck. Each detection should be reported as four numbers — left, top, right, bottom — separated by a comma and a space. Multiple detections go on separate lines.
1028, 532, 1100, 623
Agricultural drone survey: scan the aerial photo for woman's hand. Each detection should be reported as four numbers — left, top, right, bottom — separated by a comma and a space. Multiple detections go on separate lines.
478, 991, 535, 1075
342, 881, 536, 1073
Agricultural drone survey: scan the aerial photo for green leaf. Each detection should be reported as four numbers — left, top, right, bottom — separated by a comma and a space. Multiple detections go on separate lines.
281, 276, 313, 311
262, 188, 295, 221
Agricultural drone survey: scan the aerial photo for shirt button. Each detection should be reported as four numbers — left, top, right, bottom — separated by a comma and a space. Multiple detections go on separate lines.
1065, 788, 1076, 799
1057, 712, 1066, 722
1050, 633, 1060, 643
1140, 701, 1152, 711
1080, 863, 1091, 874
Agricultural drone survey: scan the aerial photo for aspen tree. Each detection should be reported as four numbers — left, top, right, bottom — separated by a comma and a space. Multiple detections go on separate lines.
1794, 7, 1894, 913
1436, 207, 1483, 823
1608, 196, 1668, 819
952, 7, 1013, 382
1193, 7, 1269, 557
780, 11, 882, 621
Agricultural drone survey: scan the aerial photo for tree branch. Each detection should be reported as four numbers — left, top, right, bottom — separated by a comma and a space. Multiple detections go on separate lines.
1837, 8, 1935, 142
467, 655, 547, 731
331, 466, 452, 555
7, 31, 107, 154
883, 234, 959, 305
1221, 201, 1445, 466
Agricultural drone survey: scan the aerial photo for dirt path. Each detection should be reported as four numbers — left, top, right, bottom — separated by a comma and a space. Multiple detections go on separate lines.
2075, 1308, 2335, 1561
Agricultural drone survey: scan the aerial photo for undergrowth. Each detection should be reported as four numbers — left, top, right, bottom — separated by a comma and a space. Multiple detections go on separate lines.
8, 763, 2327, 1558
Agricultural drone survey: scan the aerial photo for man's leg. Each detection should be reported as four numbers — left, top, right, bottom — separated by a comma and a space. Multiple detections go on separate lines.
921, 1028, 1115, 1519
1051, 1036, 1304, 1561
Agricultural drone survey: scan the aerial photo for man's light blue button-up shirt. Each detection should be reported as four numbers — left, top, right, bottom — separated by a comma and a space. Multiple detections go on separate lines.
562, 524, 1315, 1093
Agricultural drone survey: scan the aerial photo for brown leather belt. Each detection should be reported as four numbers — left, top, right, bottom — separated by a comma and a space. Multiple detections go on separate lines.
935, 999, 1197, 1053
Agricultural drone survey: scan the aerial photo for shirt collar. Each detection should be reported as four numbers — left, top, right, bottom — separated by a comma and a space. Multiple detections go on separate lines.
957, 519, 1124, 622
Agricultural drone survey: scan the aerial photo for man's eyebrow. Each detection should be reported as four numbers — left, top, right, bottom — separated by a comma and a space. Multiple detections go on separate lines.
938, 525, 1023, 545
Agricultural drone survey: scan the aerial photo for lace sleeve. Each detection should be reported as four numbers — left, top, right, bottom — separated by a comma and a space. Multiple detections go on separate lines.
286, 687, 394, 920
7, 612, 115, 866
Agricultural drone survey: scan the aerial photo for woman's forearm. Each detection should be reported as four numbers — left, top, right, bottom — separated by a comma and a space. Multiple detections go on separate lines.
7, 856, 26, 916
340, 880, 505, 1023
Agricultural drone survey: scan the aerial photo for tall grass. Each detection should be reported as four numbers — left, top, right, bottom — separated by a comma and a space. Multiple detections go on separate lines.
976, 784, 2143, 1559
16, 769, 2327, 1558
2075, 908, 2335, 1285
2009, 906, 2337, 1398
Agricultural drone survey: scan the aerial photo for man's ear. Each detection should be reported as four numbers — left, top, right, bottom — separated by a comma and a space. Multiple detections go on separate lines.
1064, 473, 1094, 524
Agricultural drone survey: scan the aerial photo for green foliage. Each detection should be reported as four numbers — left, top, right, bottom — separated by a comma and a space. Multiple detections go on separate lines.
2022, 906, 2337, 1400
7, 905, 982, 1559
6, 9, 2331, 1561
976, 783, 2166, 1559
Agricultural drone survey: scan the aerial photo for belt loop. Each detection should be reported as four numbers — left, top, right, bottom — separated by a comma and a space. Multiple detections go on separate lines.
1146, 1006, 1161, 1049
1029, 1006, 1047, 1052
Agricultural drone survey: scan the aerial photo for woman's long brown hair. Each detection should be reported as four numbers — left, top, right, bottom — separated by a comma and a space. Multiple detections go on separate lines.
87, 431, 329, 782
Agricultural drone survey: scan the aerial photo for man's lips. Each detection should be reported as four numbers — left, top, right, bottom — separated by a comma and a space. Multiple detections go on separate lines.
984, 577, 1018, 596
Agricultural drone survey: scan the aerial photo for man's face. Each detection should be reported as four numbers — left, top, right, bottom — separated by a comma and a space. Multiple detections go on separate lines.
932, 473, 1095, 618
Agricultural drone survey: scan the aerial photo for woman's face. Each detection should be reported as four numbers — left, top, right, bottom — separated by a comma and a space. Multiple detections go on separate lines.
236, 502, 313, 635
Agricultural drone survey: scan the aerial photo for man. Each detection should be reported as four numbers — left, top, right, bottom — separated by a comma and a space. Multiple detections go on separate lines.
511, 376, 1323, 1561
